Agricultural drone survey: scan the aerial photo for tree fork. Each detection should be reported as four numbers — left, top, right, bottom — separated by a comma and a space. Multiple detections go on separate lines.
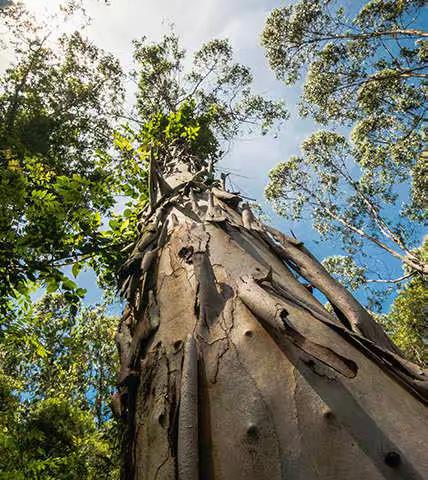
115, 156, 428, 480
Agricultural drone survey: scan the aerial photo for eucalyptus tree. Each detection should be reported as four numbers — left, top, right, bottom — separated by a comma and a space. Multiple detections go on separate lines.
1, 3, 427, 478
262, 0, 427, 295
113, 33, 428, 480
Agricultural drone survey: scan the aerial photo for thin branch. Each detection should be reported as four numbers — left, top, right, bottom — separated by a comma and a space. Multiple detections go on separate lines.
366, 272, 417, 284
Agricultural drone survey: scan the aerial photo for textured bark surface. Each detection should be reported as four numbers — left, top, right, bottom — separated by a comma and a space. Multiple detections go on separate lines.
115, 160, 428, 480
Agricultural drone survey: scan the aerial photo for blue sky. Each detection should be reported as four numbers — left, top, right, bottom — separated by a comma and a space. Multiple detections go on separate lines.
7, 0, 425, 313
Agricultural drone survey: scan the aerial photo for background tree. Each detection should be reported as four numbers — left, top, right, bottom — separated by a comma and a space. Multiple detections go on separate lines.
378, 275, 427, 366
262, 0, 427, 306
0, 293, 119, 479
376, 238, 428, 365
0, 1, 127, 319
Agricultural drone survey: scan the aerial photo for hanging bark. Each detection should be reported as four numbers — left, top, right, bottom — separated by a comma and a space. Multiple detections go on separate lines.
115, 155, 428, 480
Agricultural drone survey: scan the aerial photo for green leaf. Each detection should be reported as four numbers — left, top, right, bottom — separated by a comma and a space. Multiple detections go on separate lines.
76, 288, 87, 298
72, 262, 82, 278
46, 279, 59, 294
62, 277, 77, 291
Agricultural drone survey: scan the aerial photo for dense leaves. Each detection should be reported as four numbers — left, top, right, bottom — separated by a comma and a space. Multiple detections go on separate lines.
266, 131, 426, 274
0, 2, 125, 316
377, 275, 427, 366
0, 294, 119, 479
134, 34, 287, 138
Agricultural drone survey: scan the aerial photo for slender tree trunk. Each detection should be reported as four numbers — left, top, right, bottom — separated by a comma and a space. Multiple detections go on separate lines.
114, 157, 428, 480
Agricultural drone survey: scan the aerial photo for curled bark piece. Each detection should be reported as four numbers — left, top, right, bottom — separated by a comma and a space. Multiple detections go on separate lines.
241, 203, 262, 231
178, 335, 199, 480
136, 202, 149, 220
193, 251, 225, 329
115, 315, 132, 365
149, 150, 158, 208
253, 266, 273, 284
147, 290, 160, 330
212, 187, 241, 208
120, 273, 140, 301
145, 181, 190, 222
170, 212, 179, 227
135, 225, 158, 253
157, 218, 170, 248
238, 275, 358, 378
264, 224, 303, 246
269, 277, 336, 326
119, 252, 144, 279
237, 275, 285, 331
281, 318, 358, 378
156, 170, 173, 195
118, 309, 159, 385
119, 275, 131, 298
136, 224, 158, 246
111, 391, 126, 419
261, 227, 399, 354
351, 333, 426, 381
205, 192, 226, 223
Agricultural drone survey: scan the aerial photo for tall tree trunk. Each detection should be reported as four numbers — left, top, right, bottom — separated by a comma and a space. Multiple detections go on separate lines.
114, 157, 428, 480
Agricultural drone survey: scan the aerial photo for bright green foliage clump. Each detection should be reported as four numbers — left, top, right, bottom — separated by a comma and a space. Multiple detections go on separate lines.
378, 277, 427, 366
0, 294, 119, 479
140, 100, 219, 162
0, 397, 113, 480
263, 0, 427, 297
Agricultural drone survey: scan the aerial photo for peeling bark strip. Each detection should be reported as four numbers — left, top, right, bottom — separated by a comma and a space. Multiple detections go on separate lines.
177, 336, 199, 480
193, 250, 224, 329
237, 275, 358, 378
118, 291, 159, 385
117, 155, 428, 480
262, 224, 399, 353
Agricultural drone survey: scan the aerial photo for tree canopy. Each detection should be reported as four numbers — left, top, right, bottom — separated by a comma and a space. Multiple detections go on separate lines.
0, 2, 288, 321
116, 33, 287, 176
0, 4, 288, 475
0, 2, 125, 317
262, 0, 427, 307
